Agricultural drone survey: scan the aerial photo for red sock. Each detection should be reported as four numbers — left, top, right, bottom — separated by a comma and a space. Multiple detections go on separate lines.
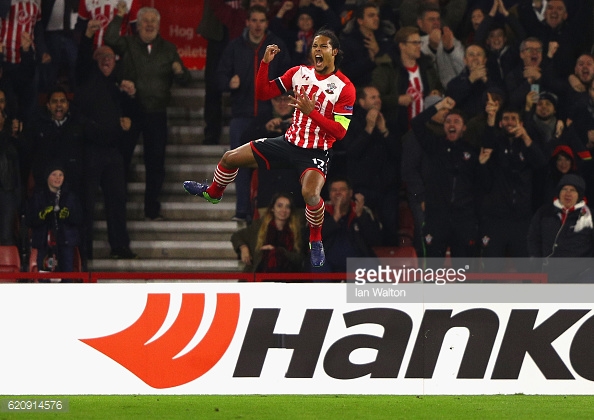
206, 163, 237, 198
305, 199, 324, 242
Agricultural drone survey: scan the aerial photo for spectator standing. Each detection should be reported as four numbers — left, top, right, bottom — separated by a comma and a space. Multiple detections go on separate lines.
25, 165, 82, 272
523, 90, 562, 156
447, 44, 502, 119
214, 5, 290, 222
198, 0, 270, 145
411, 96, 484, 263
339, 85, 400, 246
416, 3, 466, 89
504, 37, 553, 111
74, 20, 136, 260
231, 193, 305, 273
400, 0, 469, 35
401, 94, 447, 257
474, 0, 525, 89
21, 87, 85, 200
104, 3, 191, 221
518, 0, 590, 79
479, 96, 547, 261
372, 26, 441, 136
340, 2, 392, 87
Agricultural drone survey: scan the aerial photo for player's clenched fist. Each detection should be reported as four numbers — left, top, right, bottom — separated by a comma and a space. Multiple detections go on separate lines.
263, 44, 281, 63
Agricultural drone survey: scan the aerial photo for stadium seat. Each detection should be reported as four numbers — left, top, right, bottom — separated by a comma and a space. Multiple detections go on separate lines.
0, 245, 21, 281
29, 248, 39, 272
30, 247, 82, 273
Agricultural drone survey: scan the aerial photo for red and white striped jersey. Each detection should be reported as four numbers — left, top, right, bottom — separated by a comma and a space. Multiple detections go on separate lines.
276, 65, 355, 151
78, 0, 139, 49
0, 0, 41, 64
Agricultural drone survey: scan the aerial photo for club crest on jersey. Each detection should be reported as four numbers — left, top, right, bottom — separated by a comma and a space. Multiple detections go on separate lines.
325, 83, 336, 94
425, 234, 433, 245
482, 235, 490, 246
463, 152, 471, 161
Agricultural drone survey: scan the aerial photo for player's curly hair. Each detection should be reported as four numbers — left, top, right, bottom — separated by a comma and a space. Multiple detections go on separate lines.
313, 28, 344, 70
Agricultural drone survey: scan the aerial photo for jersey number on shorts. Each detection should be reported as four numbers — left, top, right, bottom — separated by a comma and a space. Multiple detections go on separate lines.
312, 158, 325, 171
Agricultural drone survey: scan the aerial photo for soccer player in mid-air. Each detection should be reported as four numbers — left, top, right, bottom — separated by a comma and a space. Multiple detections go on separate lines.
184, 28, 355, 267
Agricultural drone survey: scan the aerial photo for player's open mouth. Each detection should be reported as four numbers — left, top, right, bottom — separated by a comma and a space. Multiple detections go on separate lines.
315, 55, 323, 65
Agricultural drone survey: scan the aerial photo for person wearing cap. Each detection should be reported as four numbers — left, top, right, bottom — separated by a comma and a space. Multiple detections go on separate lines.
523, 89, 563, 156
73, 19, 137, 261
533, 144, 577, 210
25, 165, 82, 273
528, 174, 594, 281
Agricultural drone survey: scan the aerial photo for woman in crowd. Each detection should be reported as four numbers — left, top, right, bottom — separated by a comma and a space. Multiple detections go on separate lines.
231, 193, 305, 273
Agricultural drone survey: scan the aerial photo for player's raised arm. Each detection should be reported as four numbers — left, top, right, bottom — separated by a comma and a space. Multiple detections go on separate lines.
256, 47, 285, 101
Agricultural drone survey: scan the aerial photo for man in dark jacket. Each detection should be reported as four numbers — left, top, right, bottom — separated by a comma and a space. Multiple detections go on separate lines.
338, 85, 400, 246
340, 2, 392, 88
411, 96, 486, 264
21, 87, 85, 200
104, 3, 191, 221
480, 96, 547, 263
215, 5, 289, 221
74, 20, 136, 260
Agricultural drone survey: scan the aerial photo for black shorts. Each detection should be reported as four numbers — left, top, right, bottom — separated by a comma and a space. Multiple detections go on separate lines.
250, 135, 330, 180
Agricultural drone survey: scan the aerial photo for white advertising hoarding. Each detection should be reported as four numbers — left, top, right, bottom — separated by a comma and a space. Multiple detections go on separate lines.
0, 283, 593, 395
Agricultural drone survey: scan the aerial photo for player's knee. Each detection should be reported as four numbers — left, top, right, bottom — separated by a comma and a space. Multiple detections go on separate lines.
220, 150, 236, 168
301, 188, 320, 206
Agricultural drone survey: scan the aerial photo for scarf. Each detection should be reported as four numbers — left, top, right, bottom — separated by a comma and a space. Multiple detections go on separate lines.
261, 219, 295, 272
553, 199, 593, 232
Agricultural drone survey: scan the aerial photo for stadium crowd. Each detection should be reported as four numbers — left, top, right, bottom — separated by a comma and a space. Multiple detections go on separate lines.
0, 0, 190, 272
198, 0, 594, 274
1, 0, 594, 276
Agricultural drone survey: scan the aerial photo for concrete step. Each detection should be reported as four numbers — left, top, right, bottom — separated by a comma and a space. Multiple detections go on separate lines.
121, 181, 236, 199
91, 239, 237, 259
93, 220, 242, 241
128, 162, 218, 183
93, 201, 237, 221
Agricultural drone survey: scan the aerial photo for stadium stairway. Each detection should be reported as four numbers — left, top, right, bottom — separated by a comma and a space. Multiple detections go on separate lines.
87, 70, 242, 272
